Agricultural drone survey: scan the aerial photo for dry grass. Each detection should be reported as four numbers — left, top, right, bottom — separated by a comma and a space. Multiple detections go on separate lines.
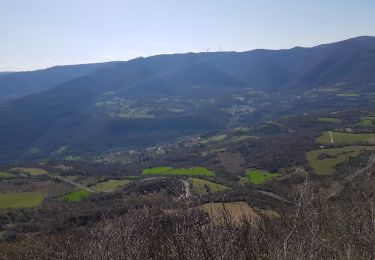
201, 202, 260, 225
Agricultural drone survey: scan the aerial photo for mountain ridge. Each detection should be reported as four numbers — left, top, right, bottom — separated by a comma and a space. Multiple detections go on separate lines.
0, 36, 375, 163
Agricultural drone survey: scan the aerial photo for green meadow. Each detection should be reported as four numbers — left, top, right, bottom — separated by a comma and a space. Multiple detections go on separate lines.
336, 93, 360, 97
306, 146, 375, 175
356, 117, 374, 127
0, 172, 16, 178
200, 134, 227, 144
60, 189, 92, 202
246, 169, 279, 184
316, 131, 375, 146
190, 178, 229, 194
0, 192, 44, 208
9, 167, 48, 176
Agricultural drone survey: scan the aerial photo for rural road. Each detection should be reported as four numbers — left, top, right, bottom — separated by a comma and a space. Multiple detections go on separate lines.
326, 154, 375, 199
54, 176, 95, 192
329, 131, 334, 145
256, 190, 292, 204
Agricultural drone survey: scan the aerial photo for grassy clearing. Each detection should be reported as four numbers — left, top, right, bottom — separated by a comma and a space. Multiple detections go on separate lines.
60, 189, 92, 202
318, 117, 342, 123
210, 148, 226, 154
0, 192, 44, 208
356, 117, 374, 127
190, 178, 229, 195
201, 202, 260, 225
0, 172, 16, 178
91, 179, 130, 192
336, 93, 360, 97
228, 135, 259, 143
306, 146, 375, 175
9, 167, 48, 176
316, 131, 375, 145
65, 155, 81, 161
200, 134, 227, 144
143, 166, 215, 176
64, 175, 79, 182
246, 169, 279, 184
231, 126, 251, 133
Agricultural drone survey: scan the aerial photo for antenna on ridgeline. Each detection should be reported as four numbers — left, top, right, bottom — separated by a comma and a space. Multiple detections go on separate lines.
206, 48, 209, 52
220, 46, 222, 52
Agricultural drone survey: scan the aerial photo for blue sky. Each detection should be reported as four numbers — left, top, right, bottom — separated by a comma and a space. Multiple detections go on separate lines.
1, 0, 375, 71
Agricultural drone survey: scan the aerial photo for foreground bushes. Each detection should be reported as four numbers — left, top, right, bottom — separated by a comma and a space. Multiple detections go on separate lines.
1, 179, 375, 259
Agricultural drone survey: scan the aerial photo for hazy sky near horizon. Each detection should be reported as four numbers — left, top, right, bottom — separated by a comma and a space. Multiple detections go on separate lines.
1, 0, 375, 71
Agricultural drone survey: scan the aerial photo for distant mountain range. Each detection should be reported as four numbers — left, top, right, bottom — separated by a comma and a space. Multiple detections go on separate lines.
1, 36, 375, 163
0, 62, 120, 102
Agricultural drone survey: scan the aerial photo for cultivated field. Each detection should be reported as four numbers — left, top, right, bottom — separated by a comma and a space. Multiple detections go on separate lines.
90, 179, 130, 192
9, 167, 48, 176
245, 169, 279, 184
190, 178, 229, 194
356, 117, 374, 127
60, 189, 92, 202
0, 192, 43, 208
306, 146, 375, 175
316, 131, 375, 146
0, 172, 15, 178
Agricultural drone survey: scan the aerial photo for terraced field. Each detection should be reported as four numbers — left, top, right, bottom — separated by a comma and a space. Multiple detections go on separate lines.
9, 167, 48, 176
190, 178, 229, 194
90, 179, 130, 192
306, 146, 375, 175
0, 192, 44, 208
143, 166, 215, 176
316, 131, 375, 146
245, 169, 279, 184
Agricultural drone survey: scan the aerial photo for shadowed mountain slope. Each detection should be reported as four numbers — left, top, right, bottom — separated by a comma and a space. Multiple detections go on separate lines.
0, 36, 374, 163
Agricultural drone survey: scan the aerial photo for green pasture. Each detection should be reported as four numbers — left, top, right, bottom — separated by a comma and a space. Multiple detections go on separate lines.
0, 192, 44, 208
60, 189, 92, 202
316, 131, 375, 146
9, 167, 48, 176
190, 178, 229, 194
306, 146, 375, 175
245, 169, 279, 184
